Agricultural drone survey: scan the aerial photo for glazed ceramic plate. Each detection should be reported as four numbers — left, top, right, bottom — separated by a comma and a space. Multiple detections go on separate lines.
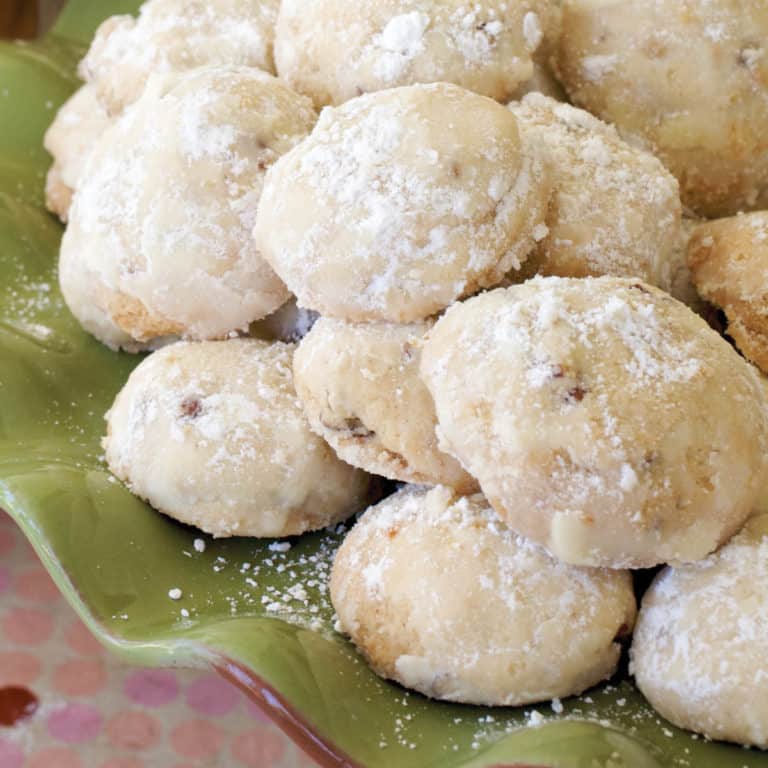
0, 3, 765, 766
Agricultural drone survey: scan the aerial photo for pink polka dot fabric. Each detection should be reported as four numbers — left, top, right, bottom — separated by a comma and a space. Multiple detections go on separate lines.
0, 512, 318, 767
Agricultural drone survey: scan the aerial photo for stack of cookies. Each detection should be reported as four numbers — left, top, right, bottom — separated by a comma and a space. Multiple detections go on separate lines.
44, 0, 768, 750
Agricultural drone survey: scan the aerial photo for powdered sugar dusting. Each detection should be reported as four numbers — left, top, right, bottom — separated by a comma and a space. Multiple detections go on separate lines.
80, 0, 280, 112
632, 516, 768, 746
62, 66, 315, 344
447, 6, 505, 63
255, 83, 550, 322
558, 0, 768, 217
372, 12, 430, 82
103, 338, 369, 538
276, 0, 557, 106
509, 93, 680, 289
332, 486, 635, 706
421, 276, 768, 568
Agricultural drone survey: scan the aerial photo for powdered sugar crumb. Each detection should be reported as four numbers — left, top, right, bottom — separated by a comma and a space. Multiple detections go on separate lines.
373, 12, 430, 82
582, 54, 618, 81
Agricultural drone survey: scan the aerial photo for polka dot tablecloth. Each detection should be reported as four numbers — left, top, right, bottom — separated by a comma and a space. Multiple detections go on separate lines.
0, 512, 319, 767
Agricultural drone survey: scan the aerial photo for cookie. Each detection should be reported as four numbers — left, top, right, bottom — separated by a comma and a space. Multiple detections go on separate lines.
274, 0, 560, 107
104, 339, 372, 538
43, 84, 111, 222
556, 0, 768, 217
420, 277, 768, 568
631, 514, 768, 748
80, 0, 279, 114
254, 83, 551, 323
60, 66, 315, 349
688, 212, 768, 374
508, 94, 680, 288
331, 485, 636, 706
293, 317, 475, 489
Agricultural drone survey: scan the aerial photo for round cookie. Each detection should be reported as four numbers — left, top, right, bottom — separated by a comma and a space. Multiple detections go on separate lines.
44, 84, 111, 222
104, 338, 372, 538
508, 93, 681, 288
631, 514, 768, 748
254, 83, 551, 323
556, 0, 768, 218
60, 66, 315, 348
80, 0, 279, 114
688, 212, 768, 374
331, 485, 636, 706
274, 0, 560, 107
420, 277, 768, 568
293, 317, 475, 490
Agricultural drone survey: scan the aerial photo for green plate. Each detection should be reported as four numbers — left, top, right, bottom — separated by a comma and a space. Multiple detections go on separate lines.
0, 3, 765, 766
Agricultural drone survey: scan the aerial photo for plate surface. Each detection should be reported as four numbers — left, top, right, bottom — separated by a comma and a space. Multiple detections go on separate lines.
0, 3, 765, 766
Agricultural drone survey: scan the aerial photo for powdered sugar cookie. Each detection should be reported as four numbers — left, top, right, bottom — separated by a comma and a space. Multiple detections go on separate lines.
104, 339, 372, 538
274, 0, 560, 107
331, 485, 636, 706
254, 83, 551, 323
44, 84, 111, 222
293, 317, 475, 490
688, 212, 768, 374
631, 514, 768, 748
80, 0, 279, 114
508, 94, 680, 288
60, 66, 315, 349
420, 277, 768, 568
556, 0, 768, 218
